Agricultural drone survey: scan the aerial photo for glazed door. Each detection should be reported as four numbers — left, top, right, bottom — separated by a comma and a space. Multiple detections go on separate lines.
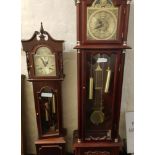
33, 81, 63, 138
82, 51, 120, 141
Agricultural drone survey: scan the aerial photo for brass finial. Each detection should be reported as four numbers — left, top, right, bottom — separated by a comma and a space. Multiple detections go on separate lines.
40, 22, 44, 34
39, 22, 45, 39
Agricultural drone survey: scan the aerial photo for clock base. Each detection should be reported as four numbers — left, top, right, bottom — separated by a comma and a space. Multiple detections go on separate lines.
73, 131, 123, 155
35, 137, 66, 155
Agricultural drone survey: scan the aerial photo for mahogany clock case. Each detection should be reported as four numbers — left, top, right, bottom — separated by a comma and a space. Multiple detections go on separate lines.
22, 24, 66, 139
76, 0, 130, 45
75, 0, 131, 143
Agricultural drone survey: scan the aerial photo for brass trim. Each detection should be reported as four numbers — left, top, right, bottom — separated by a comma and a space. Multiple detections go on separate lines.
77, 49, 80, 54
76, 0, 81, 4
123, 41, 127, 46
77, 41, 80, 46
114, 138, 118, 143
83, 86, 86, 89
77, 138, 81, 143
127, 0, 132, 4
104, 67, 111, 93
85, 136, 108, 141
84, 151, 110, 155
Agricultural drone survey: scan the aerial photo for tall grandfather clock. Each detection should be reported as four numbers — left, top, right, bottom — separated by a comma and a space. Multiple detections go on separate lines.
22, 23, 66, 155
73, 0, 131, 155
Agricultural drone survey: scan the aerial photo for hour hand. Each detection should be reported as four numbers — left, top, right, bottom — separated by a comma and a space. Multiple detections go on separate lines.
49, 65, 55, 71
94, 20, 103, 29
94, 24, 102, 29
40, 57, 46, 66
40, 57, 49, 66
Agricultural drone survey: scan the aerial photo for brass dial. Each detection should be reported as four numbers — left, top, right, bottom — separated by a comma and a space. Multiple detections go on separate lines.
34, 46, 56, 76
90, 110, 104, 125
87, 9, 118, 40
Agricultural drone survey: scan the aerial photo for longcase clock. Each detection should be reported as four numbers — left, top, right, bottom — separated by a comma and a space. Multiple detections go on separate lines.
73, 0, 132, 155
22, 23, 66, 155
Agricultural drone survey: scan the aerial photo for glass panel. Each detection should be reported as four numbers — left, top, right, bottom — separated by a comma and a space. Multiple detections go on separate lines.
34, 46, 56, 76
87, 0, 118, 40
85, 53, 116, 138
39, 87, 58, 135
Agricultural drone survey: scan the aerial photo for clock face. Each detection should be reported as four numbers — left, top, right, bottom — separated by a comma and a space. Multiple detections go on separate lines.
34, 46, 56, 77
87, 8, 118, 40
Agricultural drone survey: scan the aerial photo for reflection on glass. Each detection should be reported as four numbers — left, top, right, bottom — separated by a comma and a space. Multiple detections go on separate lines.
86, 53, 115, 127
39, 87, 57, 135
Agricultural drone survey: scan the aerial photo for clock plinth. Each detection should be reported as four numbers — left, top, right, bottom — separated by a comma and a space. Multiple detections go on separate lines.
73, 130, 123, 155
35, 137, 66, 155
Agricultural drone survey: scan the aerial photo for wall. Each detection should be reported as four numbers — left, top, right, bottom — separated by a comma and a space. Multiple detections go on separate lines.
21, 0, 134, 154
119, 1, 134, 138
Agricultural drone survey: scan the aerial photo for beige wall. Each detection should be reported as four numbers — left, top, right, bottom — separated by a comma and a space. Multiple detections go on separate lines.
21, 0, 134, 154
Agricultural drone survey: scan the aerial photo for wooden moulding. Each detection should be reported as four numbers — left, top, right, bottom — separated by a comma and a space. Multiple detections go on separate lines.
74, 45, 132, 50
35, 137, 66, 145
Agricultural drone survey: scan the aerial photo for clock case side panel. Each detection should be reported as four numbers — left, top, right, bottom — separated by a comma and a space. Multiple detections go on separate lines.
77, 49, 125, 141
32, 81, 64, 139
113, 52, 125, 138
22, 29, 64, 81
76, 0, 130, 46
77, 50, 83, 141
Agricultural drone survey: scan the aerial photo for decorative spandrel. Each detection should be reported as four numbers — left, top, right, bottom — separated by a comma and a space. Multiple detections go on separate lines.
34, 46, 56, 77
87, 0, 118, 40
85, 53, 116, 140
39, 87, 58, 135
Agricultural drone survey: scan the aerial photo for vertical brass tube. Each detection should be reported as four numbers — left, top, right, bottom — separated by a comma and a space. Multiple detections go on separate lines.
89, 77, 94, 99
45, 102, 49, 121
52, 95, 56, 113
104, 67, 112, 93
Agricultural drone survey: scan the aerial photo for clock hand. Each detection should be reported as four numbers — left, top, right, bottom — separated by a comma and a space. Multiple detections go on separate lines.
94, 19, 104, 29
44, 57, 49, 66
94, 24, 102, 29
49, 65, 55, 71
40, 57, 46, 66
